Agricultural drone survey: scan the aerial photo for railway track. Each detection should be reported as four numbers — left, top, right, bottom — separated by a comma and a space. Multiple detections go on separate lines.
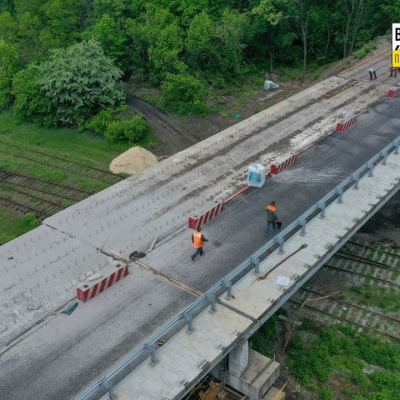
347, 239, 400, 259
331, 249, 400, 283
0, 140, 125, 184
0, 169, 94, 202
0, 168, 100, 217
0, 196, 49, 219
287, 238, 400, 341
289, 288, 400, 341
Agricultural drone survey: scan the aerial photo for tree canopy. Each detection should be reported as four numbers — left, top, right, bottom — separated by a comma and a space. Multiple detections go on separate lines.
0, 0, 399, 128
12, 40, 125, 126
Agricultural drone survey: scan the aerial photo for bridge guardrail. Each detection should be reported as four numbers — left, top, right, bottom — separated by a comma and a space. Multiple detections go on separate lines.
76, 136, 400, 400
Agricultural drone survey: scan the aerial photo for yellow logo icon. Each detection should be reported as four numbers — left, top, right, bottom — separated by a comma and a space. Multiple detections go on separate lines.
393, 24, 400, 67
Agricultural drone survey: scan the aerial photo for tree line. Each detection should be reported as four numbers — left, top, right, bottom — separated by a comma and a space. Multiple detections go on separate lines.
0, 0, 398, 139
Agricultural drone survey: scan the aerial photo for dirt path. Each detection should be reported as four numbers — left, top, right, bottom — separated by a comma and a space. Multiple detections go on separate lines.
126, 94, 198, 155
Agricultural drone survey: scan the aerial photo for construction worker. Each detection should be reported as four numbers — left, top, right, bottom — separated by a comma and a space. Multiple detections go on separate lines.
369, 68, 377, 80
265, 201, 279, 236
389, 66, 397, 77
191, 226, 208, 261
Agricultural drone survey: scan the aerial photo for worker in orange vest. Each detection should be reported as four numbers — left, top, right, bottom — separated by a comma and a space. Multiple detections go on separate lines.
265, 201, 279, 236
191, 226, 208, 261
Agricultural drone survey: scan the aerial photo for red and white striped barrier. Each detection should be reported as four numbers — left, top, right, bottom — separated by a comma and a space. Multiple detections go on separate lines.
336, 116, 357, 132
271, 154, 297, 175
188, 201, 224, 229
77, 264, 129, 302
224, 185, 250, 204
388, 87, 400, 98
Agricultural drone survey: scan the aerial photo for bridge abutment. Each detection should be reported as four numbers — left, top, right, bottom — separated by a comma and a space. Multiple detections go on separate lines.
211, 339, 280, 400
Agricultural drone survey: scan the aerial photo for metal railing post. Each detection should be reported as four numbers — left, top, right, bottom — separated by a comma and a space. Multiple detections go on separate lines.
352, 173, 359, 189
300, 219, 306, 236
336, 187, 343, 204
251, 256, 260, 274
368, 161, 374, 177
224, 280, 232, 299
318, 202, 325, 219
185, 312, 194, 333
105, 381, 116, 400
381, 150, 387, 165
208, 294, 216, 313
146, 344, 158, 366
277, 237, 284, 254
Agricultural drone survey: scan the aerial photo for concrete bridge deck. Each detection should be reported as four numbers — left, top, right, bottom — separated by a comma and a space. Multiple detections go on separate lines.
0, 45, 399, 399
96, 138, 400, 400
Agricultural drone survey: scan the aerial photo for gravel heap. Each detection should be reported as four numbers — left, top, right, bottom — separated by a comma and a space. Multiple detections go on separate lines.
109, 146, 158, 175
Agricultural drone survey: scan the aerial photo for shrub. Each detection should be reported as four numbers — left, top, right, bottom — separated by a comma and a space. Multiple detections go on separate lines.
82, 108, 114, 136
22, 213, 40, 228
124, 115, 151, 142
105, 115, 151, 142
161, 73, 210, 115
12, 65, 57, 127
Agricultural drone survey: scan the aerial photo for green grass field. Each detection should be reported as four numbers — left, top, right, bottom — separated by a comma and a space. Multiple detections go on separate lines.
0, 111, 155, 245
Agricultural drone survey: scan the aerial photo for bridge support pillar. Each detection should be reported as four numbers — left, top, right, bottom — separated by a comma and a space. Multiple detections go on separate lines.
211, 340, 280, 400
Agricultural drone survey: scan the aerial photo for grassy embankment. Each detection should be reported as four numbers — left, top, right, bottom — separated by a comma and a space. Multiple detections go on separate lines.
0, 111, 155, 245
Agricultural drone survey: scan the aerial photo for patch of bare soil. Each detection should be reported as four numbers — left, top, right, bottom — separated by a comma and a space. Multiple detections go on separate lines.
109, 146, 158, 175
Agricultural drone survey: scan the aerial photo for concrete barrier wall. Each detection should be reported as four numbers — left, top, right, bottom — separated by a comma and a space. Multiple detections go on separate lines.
336, 116, 357, 132
77, 264, 129, 302
188, 201, 224, 229
271, 154, 297, 175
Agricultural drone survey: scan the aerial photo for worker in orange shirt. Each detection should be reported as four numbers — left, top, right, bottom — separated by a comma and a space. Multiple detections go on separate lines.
265, 200, 279, 236
191, 226, 208, 261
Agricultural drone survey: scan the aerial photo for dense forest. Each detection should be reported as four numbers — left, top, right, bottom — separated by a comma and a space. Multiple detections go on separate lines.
0, 0, 399, 140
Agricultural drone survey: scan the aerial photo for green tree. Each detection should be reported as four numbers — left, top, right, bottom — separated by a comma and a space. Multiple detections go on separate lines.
12, 64, 57, 127
215, 10, 249, 76
0, 40, 18, 108
40, 0, 82, 49
38, 40, 125, 126
251, 0, 296, 72
89, 14, 128, 71
148, 23, 186, 83
0, 12, 18, 43
185, 12, 217, 74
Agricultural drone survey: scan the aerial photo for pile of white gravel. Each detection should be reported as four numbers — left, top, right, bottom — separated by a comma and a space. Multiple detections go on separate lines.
109, 146, 158, 175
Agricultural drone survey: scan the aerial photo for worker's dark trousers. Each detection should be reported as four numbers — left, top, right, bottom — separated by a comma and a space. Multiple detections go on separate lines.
192, 247, 204, 259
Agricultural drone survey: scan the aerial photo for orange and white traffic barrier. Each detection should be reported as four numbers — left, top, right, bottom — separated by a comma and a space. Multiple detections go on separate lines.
336, 116, 357, 132
224, 185, 250, 204
271, 154, 297, 175
77, 264, 129, 302
188, 201, 224, 229
388, 87, 400, 98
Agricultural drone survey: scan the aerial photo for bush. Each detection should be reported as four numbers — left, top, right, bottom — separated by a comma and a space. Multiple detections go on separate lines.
22, 213, 40, 228
161, 73, 210, 115
82, 108, 114, 136
105, 115, 151, 142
